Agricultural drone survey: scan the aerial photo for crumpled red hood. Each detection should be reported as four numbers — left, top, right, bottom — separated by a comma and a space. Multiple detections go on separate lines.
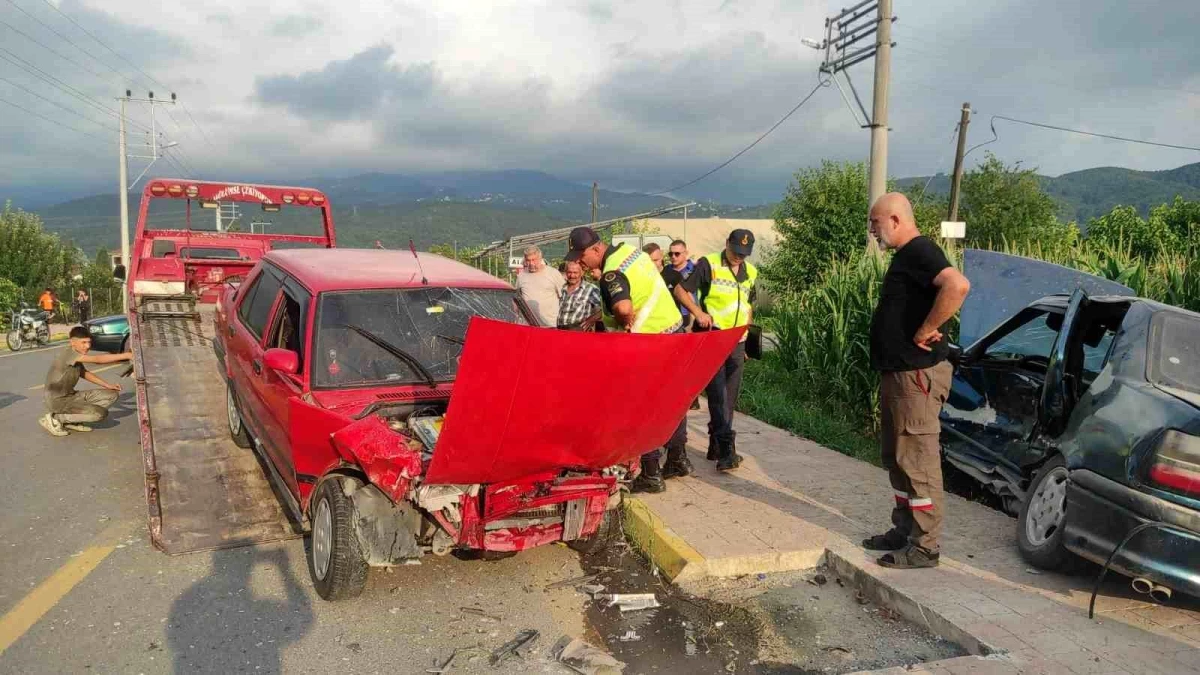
425, 318, 746, 484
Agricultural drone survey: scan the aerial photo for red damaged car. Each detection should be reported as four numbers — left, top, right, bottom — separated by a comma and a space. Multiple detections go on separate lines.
213, 248, 739, 599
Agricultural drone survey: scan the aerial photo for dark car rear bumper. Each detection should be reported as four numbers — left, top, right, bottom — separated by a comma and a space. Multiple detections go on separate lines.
1064, 469, 1200, 597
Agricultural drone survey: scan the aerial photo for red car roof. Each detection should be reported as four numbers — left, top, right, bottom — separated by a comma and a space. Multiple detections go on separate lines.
265, 248, 513, 292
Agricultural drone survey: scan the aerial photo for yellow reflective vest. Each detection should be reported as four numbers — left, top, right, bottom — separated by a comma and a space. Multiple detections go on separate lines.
601, 244, 683, 334
702, 252, 757, 330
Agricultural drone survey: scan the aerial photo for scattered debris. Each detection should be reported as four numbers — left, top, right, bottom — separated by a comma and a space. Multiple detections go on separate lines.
714, 621, 725, 628
489, 629, 539, 667
1024, 568, 1042, 575
344, 642, 362, 653
554, 636, 626, 675
459, 606, 500, 622
546, 573, 599, 590
835, 577, 845, 587
579, 584, 606, 598
603, 594, 661, 612
854, 590, 869, 605
617, 630, 641, 642
427, 646, 486, 673
807, 573, 828, 586
684, 623, 697, 656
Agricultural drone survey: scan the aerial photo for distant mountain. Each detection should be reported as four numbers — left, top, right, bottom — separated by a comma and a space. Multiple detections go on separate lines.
22, 170, 776, 255
897, 161, 1200, 223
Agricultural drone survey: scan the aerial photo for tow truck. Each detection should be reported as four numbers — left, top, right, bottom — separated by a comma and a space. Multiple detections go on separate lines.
128, 179, 743, 599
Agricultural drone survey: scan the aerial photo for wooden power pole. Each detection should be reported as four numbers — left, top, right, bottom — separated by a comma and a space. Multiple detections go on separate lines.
947, 103, 971, 222
591, 182, 598, 223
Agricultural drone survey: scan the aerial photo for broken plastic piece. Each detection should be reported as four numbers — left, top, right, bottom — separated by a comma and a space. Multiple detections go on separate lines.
553, 636, 626, 675
602, 593, 660, 612
579, 584, 605, 598
617, 630, 641, 642
684, 623, 697, 657
489, 629, 539, 667
545, 573, 599, 590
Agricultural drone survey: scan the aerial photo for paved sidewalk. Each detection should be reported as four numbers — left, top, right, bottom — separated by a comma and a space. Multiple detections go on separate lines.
625, 408, 1200, 674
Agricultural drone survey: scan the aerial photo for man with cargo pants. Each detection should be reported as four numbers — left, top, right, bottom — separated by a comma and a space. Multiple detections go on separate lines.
38, 326, 132, 437
863, 193, 970, 569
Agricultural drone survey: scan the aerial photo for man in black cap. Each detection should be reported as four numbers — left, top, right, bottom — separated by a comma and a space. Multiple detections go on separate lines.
565, 226, 692, 493
673, 229, 759, 472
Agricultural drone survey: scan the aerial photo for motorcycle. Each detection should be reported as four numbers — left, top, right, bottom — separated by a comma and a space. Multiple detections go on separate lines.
6, 303, 51, 351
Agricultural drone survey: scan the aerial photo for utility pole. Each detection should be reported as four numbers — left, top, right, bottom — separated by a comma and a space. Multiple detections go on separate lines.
118, 91, 130, 313
591, 182, 598, 223
947, 102, 971, 222
812, 0, 896, 241
867, 0, 892, 209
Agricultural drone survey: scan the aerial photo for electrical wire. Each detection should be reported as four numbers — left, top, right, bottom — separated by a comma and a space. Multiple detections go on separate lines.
4, 0, 129, 83
0, 47, 152, 132
0, 18, 113, 82
967, 114, 1200, 161
648, 78, 827, 196
0, 95, 109, 141
1087, 521, 1191, 620
0, 75, 117, 131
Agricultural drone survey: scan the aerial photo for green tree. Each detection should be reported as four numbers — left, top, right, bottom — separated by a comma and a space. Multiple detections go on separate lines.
94, 247, 112, 271
1149, 196, 1200, 254
766, 161, 882, 292
0, 201, 75, 298
0, 277, 20, 311
1085, 204, 1177, 260
960, 154, 1063, 247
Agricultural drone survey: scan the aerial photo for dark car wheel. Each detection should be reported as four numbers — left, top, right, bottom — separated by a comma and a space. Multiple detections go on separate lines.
308, 478, 369, 601
226, 381, 253, 449
1017, 455, 1072, 570
568, 508, 622, 555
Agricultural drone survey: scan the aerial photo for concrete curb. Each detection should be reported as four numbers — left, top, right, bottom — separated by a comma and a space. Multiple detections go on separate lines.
621, 497, 707, 583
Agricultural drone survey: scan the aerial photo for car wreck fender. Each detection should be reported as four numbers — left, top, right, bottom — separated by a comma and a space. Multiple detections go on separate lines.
340, 478, 423, 565
330, 415, 424, 503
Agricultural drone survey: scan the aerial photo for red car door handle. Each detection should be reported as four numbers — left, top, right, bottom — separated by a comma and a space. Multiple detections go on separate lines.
252, 360, 262, 375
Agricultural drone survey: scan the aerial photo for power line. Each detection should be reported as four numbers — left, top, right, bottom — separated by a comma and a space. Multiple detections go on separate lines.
0, 18, 113, 82
0, 75, 117, 131
0, 47, 152, 132
0, 95, 109, 142
966, 114, 1200, 159
37, 0, 168, 92
4, 0, 130, 83
649, 79, 827, 196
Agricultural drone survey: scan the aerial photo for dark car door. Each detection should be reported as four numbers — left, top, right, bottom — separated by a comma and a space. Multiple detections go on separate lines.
943, 306, 1065, 473
1040, 290, 1089, 437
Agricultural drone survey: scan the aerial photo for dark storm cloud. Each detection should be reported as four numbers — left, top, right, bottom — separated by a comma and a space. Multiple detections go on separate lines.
253, 45, 435, 120
58, 0, 192, 64
268, 15, 323, 37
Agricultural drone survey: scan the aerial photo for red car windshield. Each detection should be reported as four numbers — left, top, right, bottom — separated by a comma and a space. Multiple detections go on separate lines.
313, 287, 528, 388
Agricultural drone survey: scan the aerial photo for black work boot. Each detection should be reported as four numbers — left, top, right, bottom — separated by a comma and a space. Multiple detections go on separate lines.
706, 435, 719, 461
630, 473, 666, 493
662, 455, 694, 479
715, 441, 738, 472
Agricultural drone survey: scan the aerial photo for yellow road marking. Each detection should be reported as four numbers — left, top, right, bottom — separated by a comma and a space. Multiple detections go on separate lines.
27, 363, 123, 390
0, 521, 130, 655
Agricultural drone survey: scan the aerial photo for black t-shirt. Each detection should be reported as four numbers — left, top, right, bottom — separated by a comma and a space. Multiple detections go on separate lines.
661, 266, 683, 306
869, 236, 952, 372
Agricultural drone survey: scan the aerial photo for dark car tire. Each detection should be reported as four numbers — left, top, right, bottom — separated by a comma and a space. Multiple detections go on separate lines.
568, 508, 622, 555
1017, 455, 1073, 570
308, 478, 369, 601
225, 380, 253, 449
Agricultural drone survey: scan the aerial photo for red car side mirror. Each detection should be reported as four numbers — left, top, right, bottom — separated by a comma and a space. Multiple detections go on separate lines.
264, 348, 300, 375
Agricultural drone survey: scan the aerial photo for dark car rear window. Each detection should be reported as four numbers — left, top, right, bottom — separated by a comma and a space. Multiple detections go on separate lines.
1151, 312, 1200, 394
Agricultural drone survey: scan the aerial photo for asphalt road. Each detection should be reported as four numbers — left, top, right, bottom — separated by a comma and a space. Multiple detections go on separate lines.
0, 346, 594, 674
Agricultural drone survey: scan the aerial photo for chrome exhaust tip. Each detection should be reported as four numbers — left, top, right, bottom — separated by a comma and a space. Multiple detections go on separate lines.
1150, 584, 1173, 603
1131, 577, 1154, 595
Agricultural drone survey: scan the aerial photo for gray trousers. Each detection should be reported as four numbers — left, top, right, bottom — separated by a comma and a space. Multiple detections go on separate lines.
49, 389, 119, 424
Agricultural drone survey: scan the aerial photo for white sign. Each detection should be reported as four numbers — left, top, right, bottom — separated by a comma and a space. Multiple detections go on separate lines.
508, 257, 523, 269
940, 221, 966, 239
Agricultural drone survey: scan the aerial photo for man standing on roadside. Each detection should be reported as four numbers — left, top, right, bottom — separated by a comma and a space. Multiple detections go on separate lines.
514, 246, 565, 327
663, 240, 697, 330
566, 227, 690, 493
673, 230, 758, 472
556, 260, 602, 330
39, 326, 132, 437
862, 193, 970, 570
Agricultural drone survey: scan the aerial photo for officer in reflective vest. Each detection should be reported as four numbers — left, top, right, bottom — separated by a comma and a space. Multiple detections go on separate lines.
565, 226, 691, 493
673, 229, 758, 472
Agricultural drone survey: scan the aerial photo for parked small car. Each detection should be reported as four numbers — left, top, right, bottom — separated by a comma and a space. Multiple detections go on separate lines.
941, 288, 1200, 598
84, 314, 130, 353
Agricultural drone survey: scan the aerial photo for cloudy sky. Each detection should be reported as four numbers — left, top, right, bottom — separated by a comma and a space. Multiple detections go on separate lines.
2, 0, 1199, 205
